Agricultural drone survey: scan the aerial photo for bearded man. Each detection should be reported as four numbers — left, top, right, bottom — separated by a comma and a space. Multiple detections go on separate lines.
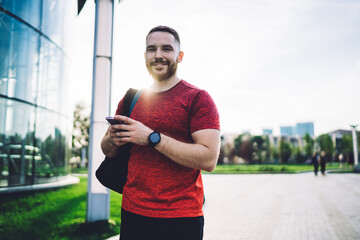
101, 26, 220, 240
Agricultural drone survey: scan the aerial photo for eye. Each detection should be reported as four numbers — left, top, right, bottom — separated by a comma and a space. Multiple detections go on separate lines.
163, 47, 173, 52
146, 47, 156, 52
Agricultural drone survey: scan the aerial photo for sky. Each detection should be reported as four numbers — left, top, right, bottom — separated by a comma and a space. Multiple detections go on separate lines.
68, 0, 360, 136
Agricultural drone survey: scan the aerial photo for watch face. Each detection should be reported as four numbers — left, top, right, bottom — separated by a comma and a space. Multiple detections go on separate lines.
150, 132, 160, 143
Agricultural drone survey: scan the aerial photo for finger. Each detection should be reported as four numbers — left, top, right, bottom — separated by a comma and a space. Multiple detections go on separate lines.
110, 124, 127, 132
118, 137, 131, 143
109, 126, 120, 133
113, 115, 128, 123
110, 130, 128, 139
111, 135, 130, 147
115, 115, 136, 125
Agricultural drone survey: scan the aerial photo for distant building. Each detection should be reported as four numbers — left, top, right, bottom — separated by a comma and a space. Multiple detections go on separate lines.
327, 129, 353, 149
280, 122, 314, 137
262, 129, 273, 135
280, 126, 295, 136
327, 129, 352, 138
296, 122, 314, 137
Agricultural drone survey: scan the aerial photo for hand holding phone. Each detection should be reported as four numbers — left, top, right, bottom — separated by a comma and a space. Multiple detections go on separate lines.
105, 117, 124, 125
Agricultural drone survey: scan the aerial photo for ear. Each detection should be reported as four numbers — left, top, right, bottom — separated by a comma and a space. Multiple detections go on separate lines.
177, 51, 184, 63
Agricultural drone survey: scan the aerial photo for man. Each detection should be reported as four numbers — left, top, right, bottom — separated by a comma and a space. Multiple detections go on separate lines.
101, 26, 220, 240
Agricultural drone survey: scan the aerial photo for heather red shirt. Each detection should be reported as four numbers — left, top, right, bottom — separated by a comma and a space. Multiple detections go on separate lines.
115, 80, 220, 218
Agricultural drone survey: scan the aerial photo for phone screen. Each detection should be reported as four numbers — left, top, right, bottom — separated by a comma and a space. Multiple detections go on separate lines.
105, 117, 124, 125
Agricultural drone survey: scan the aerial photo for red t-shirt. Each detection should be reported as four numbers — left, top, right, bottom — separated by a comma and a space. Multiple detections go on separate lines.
115, 80, 220, 218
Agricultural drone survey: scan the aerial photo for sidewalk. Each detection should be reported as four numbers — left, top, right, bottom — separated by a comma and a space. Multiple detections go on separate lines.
107, 172, 360, 240
202, 173, 360, 240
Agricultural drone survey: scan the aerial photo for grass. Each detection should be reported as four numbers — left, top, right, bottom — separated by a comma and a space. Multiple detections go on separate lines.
0, 177, 122, 240
206, 163, 345, 174
70, 167, 89, 174
71, 163, 347, 175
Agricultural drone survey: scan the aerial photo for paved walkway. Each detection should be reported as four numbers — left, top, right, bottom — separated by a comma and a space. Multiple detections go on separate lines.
202, 173, 360, 240
107, 173, 360, 240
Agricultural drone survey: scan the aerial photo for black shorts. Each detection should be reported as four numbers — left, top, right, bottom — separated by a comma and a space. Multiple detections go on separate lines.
120, 208, 204, 240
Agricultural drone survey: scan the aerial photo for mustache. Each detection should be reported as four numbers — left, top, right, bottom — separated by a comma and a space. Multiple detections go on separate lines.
150, 59, 170, 66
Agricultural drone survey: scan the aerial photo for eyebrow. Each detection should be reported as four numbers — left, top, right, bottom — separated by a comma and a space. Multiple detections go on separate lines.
146, 44, 175, 49
162, 44, 174, 49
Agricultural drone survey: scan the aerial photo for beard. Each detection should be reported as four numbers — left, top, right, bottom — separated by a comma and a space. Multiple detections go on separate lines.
146, 59, 178, 81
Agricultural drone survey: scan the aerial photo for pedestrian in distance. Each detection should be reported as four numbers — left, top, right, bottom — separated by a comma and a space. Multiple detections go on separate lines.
349, 152, 354, 168
320, 151, 327, 176
312, 151, 319, 176
101, 26, 221, 240
339, 153, 345, 168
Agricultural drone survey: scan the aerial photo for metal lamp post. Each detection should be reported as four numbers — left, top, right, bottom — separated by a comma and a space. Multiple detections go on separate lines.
350, 125, 359, 168
86, 0, 114, 222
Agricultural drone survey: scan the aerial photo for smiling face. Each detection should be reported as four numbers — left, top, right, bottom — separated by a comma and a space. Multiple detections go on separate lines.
145, 31, 183, 82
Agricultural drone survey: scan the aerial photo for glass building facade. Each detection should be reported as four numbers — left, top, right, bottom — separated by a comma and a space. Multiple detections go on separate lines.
0, 0, 73, 188
296, 122, 314, 138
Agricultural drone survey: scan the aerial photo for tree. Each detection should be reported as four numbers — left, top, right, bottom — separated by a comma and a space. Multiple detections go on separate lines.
294, 146, 307, 164
303, 133, 314, 159
279, 139, 292, 163
234, 134, 253, 163
338, 134, 352, 154
72, 102, 90, 161
316, 134, 334, 163
233, 134, 244, 150
270, 146, 280, 163
251, 135, 270, 163
316, 134, 334, 155
217, 144, 225, 164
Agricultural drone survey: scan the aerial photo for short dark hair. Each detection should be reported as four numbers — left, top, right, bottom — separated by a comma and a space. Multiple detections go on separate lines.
146, 26, 181, 46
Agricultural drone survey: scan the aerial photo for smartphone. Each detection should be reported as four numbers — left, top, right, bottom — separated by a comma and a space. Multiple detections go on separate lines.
105, 117, 124, 125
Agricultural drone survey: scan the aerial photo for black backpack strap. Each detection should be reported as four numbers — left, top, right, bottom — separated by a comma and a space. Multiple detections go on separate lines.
123, 88, 138, 117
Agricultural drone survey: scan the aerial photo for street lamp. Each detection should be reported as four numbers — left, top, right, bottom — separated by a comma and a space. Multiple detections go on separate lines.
350, 125, 359, 168
86, 0, 115, 222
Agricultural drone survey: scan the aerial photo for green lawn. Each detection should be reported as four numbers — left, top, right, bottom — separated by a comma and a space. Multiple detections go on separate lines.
0, 177, 122, 240
206, 163, 344, 174
70, 167, 89, 174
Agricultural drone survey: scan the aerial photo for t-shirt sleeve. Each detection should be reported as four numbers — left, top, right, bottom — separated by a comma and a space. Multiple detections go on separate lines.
115, 96, 125, 115
189, 90, 220, 133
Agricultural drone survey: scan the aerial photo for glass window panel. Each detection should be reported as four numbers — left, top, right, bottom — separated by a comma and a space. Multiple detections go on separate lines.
0, 12, 39, 104
0, 98, 35, 187
0, 97, 71, 188
37, 36, 69, 114
1, 0, 42, 29
34, 108, 70, 184
42, 0, 67, 49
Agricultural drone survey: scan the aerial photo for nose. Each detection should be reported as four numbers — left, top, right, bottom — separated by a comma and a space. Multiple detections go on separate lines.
155, 48, 163, 58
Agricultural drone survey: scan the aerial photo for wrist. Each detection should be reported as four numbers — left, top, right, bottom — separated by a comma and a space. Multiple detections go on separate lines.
101, 137, 119, 157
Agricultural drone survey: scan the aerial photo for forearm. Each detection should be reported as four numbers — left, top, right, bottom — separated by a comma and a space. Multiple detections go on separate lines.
111, 115, 221, 171
154, 133, 220, 172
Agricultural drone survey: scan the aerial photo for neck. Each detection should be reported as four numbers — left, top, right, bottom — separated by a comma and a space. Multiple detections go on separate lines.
151, 75, 181, 92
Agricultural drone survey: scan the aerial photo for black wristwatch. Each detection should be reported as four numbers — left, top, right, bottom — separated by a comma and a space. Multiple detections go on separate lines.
148, 131, 161, 148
